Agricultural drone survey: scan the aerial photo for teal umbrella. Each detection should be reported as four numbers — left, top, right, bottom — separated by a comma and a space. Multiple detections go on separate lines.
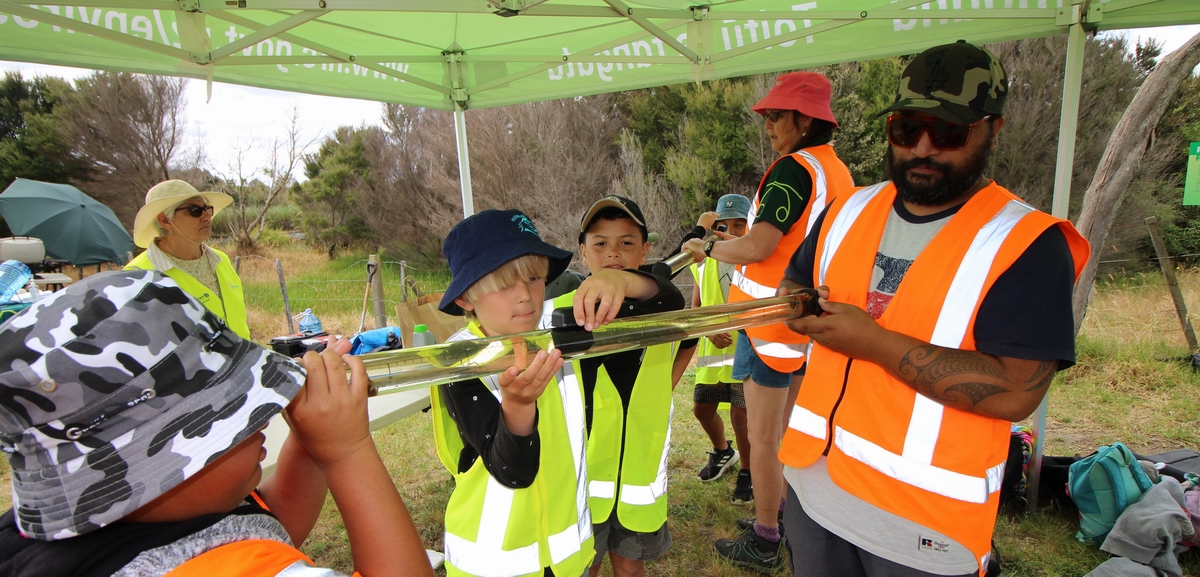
0, 179, 136, 266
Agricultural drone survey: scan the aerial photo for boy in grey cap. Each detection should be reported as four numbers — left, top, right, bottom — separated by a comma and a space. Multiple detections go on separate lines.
677, 194, 754, 502
0, 270, 432, 576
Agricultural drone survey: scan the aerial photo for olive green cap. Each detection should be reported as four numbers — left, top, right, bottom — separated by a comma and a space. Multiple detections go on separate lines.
879, 40, 1008, 124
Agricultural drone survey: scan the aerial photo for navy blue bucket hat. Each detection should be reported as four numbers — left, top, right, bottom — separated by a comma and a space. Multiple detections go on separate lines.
439, 209, 573, 315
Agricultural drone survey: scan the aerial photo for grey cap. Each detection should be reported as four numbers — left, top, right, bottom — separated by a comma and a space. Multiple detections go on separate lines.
715, 194, 751, 221
0, 270, 306, 540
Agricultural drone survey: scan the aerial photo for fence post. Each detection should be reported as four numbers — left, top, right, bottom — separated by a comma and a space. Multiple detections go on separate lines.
276, 258, 294, 334
400, 260, 407, 303
1145, 216, 1199, 353
369, 254, 388, 328
233, 256, 241, 275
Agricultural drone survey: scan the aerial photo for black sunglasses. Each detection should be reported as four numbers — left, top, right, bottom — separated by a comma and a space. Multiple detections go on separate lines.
763, 110, 791, 123
175, 204, 215, 218
886, 115, 991, 151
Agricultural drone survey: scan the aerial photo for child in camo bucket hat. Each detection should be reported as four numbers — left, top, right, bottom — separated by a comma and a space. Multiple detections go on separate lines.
0, 269, 307, 540
0, 270, 433, 576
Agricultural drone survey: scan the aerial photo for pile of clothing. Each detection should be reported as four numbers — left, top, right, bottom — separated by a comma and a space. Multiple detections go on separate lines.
1085, 457, 1200, 576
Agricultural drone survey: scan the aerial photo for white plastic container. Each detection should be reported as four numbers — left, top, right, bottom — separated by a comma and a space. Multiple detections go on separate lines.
0, 237, 45, 263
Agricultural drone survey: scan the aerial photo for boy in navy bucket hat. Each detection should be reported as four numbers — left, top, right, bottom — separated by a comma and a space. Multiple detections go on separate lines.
432, 208, 681, 577
0, 270, 432, 576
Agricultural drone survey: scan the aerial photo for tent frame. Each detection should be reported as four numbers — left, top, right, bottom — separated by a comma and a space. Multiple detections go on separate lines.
2, 0, 1193, 507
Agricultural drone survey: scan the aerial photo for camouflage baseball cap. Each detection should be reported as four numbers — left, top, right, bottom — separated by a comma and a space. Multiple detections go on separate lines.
879, 40, 1008, 124
0, 270, 306, 540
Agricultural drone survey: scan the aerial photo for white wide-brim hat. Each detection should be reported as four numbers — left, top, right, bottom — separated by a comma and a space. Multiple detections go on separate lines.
132, 180, 233, 248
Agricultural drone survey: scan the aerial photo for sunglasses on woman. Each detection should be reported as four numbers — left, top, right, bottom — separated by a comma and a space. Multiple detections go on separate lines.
763, 110, 791, 123
886, 114, 991, 151
175, 204, 215, 218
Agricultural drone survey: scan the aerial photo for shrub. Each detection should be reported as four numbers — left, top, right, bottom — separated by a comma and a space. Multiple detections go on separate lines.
256, 227, 292, 248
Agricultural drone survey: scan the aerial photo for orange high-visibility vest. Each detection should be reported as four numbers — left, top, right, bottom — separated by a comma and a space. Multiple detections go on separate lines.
728, 144, 853, 373
164, 540, 333, 577
779, 181, 1089, 575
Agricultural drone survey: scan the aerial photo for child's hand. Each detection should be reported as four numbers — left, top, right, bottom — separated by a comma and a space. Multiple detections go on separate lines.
498, 348, 562, 405
574, 269, 633, 330
498, 348, 562, 436
285, 337, 373, 467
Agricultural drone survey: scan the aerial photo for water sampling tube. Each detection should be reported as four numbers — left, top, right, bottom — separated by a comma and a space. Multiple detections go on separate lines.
359, 290, 819, 396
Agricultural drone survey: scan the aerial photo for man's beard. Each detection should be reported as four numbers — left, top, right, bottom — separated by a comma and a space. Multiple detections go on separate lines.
886, 139, 991, 207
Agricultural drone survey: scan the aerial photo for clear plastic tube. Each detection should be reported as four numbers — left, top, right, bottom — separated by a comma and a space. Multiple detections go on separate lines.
360, 291, 817, 396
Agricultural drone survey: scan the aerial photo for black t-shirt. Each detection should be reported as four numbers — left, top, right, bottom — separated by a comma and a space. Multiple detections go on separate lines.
784, 196, 1078, 369
756, 156, 815, 235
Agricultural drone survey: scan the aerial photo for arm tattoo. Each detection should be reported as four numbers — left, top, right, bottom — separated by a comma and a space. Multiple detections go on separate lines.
898, 346, 1005, 395
897, 343, 1046, 407
1021, 360, 1057, 392
943, 382, 1010, 406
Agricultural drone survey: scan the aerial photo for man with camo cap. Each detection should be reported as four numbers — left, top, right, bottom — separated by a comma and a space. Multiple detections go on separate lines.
0, 270, 431, 576
774, 41, 1090, 576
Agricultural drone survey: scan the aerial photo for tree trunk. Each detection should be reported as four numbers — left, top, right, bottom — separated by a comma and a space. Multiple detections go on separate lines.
1072, 32, 1200, 334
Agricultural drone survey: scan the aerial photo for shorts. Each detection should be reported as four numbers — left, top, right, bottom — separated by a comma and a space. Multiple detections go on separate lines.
732, 331, 804, 389
693, 382, 746, 408
592, 513, 671, 563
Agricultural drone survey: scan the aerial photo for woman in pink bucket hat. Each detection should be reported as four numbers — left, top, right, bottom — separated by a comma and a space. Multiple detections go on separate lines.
684, 70, 857, 571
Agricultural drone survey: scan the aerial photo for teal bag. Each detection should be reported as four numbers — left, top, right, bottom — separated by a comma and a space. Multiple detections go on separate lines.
1067, 442, 1156, 545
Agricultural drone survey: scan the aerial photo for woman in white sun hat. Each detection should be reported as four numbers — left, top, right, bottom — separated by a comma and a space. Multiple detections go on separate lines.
125, 179, 250, 338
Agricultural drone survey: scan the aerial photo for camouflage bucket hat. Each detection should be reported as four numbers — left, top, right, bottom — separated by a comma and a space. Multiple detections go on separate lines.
879, 40, 1008, 124
0, 270, 306, 540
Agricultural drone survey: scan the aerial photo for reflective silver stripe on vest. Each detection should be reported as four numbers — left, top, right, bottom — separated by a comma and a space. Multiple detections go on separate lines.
555, 363, 593, 563
749, 336, 806, 359
697, 355, 735, 369
818, 182, 888, 287
619, 402, 673, 506
444, 475, 541, 575
788, 405, 827, 441
830, 199, 1031, 503
539, 298, 558, 330
796, 150, 829, 237
589, 480, 616, 499
730, 268, 775, 299
834, 427, 1005, 504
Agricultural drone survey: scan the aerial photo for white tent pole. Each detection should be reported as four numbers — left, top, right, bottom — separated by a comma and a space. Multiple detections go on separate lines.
454, 103, 475, 218
1027, 5, 1086, 513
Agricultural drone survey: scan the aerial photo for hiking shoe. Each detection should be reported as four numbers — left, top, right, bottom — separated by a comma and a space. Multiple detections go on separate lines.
731, 469, 754, 504
699, 442, 739, 482
715, 526, 782, 574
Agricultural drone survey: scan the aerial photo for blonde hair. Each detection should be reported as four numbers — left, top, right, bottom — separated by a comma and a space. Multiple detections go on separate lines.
460, 254, 550, 320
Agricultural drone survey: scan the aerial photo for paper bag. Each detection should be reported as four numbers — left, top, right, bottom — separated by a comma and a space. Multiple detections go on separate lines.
395, 293, 467, 348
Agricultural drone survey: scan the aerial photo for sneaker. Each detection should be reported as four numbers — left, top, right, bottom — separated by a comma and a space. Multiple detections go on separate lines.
698, 442, 739, 482
715, 526, 782, 574
731, 469, 754, 504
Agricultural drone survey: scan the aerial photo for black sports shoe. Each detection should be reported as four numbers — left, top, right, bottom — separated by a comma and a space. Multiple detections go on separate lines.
698, 442, 739, 482
731, 469, 753, 504
715, 526, 782, 574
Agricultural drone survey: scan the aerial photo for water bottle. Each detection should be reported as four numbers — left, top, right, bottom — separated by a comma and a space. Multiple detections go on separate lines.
412, 323, 437, 348
297, 308, 323, 335
0, 260, 32, 305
